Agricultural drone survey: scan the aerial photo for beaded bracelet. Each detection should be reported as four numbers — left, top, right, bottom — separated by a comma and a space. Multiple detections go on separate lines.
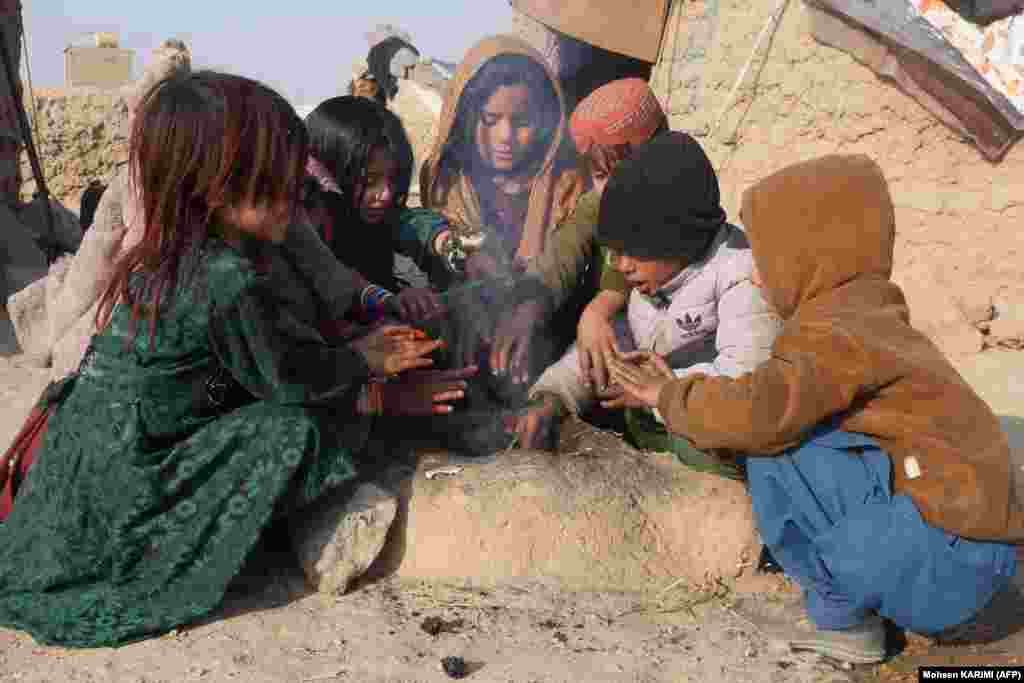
358, 284, 397, 323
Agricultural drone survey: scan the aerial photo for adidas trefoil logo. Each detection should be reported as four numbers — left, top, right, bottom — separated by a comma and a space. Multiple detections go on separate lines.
676, 313, 702, 334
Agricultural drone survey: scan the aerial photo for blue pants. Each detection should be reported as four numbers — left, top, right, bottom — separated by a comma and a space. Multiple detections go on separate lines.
744, 425, 1017, 634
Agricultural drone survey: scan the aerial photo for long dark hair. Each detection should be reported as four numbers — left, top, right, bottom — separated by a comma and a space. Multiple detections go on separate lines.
442, 53, 560, 177
304, 95, 414, 213
96, 70, 308, 342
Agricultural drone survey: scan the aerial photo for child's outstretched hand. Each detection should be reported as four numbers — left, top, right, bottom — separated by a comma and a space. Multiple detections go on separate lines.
490, 299, 546, 385
605, 351, 675, 409
392, 287, 446, 323
349, 325, 445, 377
577, 293, 625, 391
380, 366, 479, 415
507, 393, 566, 451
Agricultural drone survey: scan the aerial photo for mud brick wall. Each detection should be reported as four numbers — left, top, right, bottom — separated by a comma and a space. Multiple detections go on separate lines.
19, 87, 128, 211
22, 78, 438, 211
651, 0, 1024, 356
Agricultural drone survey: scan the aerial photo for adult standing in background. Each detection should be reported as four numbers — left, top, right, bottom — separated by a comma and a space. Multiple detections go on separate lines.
349, 26, 420, 107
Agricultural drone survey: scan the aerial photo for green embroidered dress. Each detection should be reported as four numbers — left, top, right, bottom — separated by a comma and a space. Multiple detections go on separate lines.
0, 238, 372, 647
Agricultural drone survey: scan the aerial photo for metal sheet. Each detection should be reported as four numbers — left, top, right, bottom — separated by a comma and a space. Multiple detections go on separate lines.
809, 0, 1024, 159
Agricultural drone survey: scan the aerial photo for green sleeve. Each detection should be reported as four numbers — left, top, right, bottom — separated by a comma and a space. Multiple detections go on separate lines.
208, 271, 370, 406
598, 247, 630, 294
394, 208, 451, 271
532, 192, 631, 309
530, 191, 600, 311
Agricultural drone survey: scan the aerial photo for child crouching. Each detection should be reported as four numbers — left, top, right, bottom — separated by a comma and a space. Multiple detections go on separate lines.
0, 71, 476, 647
610, 154, 1021, 663
513, 131, 780, 466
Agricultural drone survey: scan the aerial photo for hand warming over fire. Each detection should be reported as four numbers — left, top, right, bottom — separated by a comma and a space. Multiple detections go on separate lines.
577, 292, 626, 390
390, 287, 446, 323
508, 393, 567, 450
349, 325, 445, 377
605, 350, 675, 409
361, 366, 479, 416
490, 299, 546, 385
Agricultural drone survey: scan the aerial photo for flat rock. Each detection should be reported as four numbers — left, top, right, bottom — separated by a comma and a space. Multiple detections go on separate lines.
290, 482, 399, 595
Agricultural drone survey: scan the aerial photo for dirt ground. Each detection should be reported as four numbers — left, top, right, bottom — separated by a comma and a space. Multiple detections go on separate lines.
1, 351, 1023, 682
0, 550, 1020, 683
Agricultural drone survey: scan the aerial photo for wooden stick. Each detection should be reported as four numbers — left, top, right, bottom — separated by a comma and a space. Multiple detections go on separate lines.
711, 0, 791, 137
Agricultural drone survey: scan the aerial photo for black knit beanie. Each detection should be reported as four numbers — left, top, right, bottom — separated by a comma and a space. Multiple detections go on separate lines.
597, 131, 726, 261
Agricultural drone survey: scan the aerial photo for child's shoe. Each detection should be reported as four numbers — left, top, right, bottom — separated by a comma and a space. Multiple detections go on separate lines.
733, 596, 886, 665
788, 613, 887, 664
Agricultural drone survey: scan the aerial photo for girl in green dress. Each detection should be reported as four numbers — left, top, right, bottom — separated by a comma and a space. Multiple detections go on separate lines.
0, 70, 475, 648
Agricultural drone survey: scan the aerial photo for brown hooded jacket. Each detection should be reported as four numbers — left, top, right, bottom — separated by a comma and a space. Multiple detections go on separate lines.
657, 154, 1024, 543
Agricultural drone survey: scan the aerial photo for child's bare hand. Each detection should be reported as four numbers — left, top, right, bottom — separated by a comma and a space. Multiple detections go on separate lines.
507, 394, 566, 451
393, 287, 446, 323
578, 308, 619, 391
595, 382, 654, 409
381, 365, 479, 415
490, 299, 546, 385
606, 351, 674, 409
576, 291, 627, 391
617, 350, 675, 379
349, 325, 445, 377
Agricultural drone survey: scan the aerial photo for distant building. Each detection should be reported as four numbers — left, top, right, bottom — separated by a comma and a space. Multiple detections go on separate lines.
64, 33, 133, 89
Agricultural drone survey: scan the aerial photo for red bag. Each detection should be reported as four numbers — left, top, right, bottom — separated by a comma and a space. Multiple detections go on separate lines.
0, 376, 75, 521
0, 402, 54, 520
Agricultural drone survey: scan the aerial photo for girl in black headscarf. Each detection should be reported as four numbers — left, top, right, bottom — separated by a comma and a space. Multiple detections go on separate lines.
302, 95, 449, 327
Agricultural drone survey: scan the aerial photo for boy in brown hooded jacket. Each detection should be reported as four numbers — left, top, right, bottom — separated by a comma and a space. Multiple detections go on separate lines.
609, 154, 1021, 663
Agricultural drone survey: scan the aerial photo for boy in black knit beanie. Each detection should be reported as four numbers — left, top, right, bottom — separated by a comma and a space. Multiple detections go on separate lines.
512, 131, 781, 468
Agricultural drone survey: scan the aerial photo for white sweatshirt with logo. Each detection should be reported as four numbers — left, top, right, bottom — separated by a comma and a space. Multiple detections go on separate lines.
529, 222, 782, 415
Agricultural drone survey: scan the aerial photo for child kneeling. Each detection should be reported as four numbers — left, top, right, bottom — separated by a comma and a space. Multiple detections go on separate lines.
513, 132, 780, 469
610, 154, 1021, 663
